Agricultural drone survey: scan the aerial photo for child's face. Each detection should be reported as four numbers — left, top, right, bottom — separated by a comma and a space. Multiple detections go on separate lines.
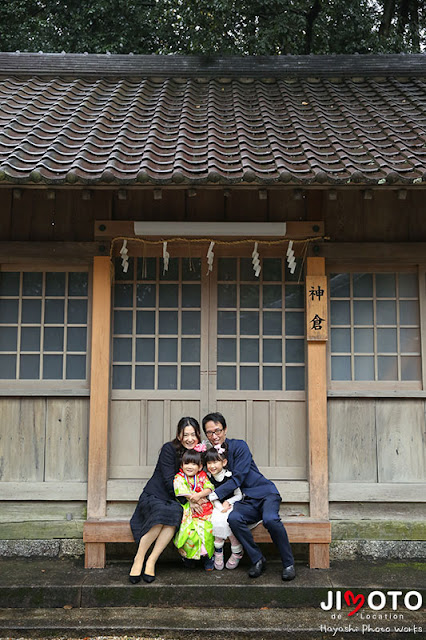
182, 461, 202, 477
206, 458, 227, 476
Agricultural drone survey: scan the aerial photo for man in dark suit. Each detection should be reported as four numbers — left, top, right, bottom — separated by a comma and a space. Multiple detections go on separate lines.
202, 411, 295, 581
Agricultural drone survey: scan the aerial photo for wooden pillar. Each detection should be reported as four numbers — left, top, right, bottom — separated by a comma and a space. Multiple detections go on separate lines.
306, 257, 330, 568
85, 256, 112, 568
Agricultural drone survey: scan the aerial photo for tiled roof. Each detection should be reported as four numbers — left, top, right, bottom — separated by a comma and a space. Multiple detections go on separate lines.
0, 53, 425, 186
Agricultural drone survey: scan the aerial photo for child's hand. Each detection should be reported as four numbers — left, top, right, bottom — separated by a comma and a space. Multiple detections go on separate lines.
189, 500, 203, 515
221, 500, 232, 513
189, 492, 202, 503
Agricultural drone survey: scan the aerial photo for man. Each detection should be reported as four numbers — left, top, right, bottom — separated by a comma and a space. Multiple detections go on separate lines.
202, 411, 295, 581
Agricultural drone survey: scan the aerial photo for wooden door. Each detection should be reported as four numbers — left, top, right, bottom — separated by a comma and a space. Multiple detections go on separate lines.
108, 255, 307, 494
109, 256, 210, 482
208, 256, 307, 494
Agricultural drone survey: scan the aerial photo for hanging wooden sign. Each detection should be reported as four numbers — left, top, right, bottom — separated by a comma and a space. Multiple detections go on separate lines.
306, 275, 328, 341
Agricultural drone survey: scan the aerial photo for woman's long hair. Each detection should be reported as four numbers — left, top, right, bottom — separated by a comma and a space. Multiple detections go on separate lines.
172, 416, 201, 456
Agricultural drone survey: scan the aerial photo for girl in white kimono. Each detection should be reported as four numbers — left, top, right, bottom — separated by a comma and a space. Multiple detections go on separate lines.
205, 443, 244, 570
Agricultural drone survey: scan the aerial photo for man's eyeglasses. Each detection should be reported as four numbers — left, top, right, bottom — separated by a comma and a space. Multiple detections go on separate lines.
205, 427, 224, 438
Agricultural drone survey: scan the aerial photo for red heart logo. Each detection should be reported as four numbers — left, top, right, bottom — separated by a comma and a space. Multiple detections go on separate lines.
344, 590, 365, 616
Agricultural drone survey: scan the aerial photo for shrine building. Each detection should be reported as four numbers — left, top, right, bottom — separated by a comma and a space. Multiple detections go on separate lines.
0, 53, 425, 567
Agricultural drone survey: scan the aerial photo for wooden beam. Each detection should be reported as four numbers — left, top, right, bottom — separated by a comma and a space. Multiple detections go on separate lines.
328, 389, 426, 398
94, 220, 325, 240
105, 479, 311, 502
306, 257, 329, 520
85, 542, 106, 569
0, 482, 87, 500
318, 243, 426, 264
83, 518, 332, 544
329, 483, 426, 502
108, 464, 306, 481
87, 257, 112, 519
0, 242, 104, 263
309, 544, 330, 569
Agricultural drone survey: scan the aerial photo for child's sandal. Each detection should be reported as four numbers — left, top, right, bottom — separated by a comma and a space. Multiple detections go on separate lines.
226, 550, 243, 570
214, 549, 224, 571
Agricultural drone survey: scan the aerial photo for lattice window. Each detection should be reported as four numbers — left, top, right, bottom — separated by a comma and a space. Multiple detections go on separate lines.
0, 269, 89, 383
329, 272, 421, 382
112, 257, 202, 390
216, 257, 305, 391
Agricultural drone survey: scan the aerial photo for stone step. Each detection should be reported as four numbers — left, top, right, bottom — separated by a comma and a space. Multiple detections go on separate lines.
0, 558, 424, 639
0, 557, 424, 613
0, 606, 424, 639
1, 559, 326, 609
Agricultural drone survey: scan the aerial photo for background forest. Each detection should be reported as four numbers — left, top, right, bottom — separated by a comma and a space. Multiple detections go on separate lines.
0, 1, 425, 55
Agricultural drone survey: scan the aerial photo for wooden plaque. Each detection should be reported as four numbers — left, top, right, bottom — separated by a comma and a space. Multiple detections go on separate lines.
306, 275, 328, 341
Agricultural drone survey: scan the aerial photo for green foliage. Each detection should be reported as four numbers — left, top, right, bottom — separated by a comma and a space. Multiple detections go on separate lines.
0, 0, 424, 55
0, 1, 157, 53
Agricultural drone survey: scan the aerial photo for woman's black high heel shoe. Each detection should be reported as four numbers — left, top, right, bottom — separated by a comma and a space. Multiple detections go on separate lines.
129, 558, 146, 584
129, 573, 142, 584
142, 572, 155, 583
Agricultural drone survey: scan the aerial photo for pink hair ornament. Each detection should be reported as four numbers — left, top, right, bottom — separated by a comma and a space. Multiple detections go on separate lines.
214, 444, 225, 454
194, 443, 207, 452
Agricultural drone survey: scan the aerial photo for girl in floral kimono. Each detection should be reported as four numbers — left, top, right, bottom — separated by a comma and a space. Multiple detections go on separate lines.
173, 445, 215, 569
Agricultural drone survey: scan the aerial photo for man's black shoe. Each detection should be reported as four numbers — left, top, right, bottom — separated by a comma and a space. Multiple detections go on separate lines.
282, 564, 296, 581
248, 557, 266, 578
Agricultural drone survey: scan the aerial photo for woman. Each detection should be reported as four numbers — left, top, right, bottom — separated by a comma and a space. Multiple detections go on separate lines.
129, 416, 201, 583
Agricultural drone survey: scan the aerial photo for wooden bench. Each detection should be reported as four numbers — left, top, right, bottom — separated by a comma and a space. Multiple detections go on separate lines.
83, 517, 331, 570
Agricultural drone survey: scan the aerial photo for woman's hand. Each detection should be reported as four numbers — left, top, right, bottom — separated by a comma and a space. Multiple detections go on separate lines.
221, 500, 232, 513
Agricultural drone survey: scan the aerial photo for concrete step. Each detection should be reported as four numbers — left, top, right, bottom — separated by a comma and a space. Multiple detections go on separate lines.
0, 558, 324, 609
0, 558, 424, 639
0, 605, 424, 639
0, 557, 424, 611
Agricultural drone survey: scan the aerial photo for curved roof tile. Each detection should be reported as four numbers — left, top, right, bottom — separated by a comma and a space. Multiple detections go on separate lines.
0, 53, 425, 185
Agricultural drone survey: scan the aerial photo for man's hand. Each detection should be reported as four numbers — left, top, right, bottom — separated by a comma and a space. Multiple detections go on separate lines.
221, 500, 232, 513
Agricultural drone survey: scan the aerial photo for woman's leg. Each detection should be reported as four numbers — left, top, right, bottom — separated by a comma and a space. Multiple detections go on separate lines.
144, 525, 176, 577
129, 524, 162, 576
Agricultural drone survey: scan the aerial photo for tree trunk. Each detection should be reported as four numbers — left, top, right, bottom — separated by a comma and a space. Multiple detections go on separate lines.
409, 0, 420, 50
379, 0, 396, 39
397, 0, 420, 50
398, 0, 410, 34
304, 0, 322, 54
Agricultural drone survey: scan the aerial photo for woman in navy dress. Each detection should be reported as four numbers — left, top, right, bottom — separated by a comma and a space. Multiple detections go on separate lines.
129, 416, 201, 583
